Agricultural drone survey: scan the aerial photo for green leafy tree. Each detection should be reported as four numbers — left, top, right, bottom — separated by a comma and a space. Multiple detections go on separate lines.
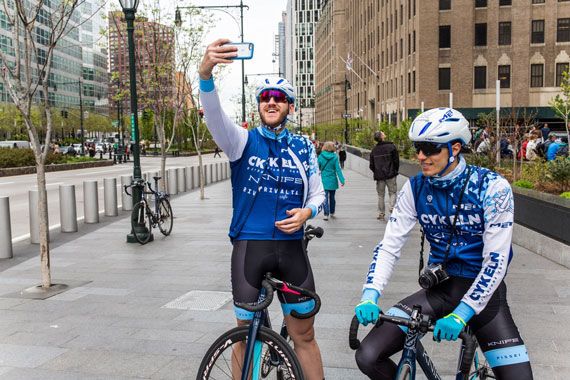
550, 70, 570, 142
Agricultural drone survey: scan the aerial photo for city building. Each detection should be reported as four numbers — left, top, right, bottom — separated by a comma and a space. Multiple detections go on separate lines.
314, 0, 348, 126
108, 11, 175, 120
315, 0, 570, 127
285, 0, 323, 128
0, 1, 108, 118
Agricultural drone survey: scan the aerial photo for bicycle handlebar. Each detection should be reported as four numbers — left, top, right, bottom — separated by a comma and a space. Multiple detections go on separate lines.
348, 314, 474, 351
234, 275, 322, 319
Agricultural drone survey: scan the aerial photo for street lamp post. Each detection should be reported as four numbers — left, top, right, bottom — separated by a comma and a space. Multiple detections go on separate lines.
344, 76, 351, 145
119, 0, 150, 243
175, 2, 248, 122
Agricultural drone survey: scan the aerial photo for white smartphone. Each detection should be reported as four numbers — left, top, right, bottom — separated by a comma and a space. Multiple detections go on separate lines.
227, 42, 254, 60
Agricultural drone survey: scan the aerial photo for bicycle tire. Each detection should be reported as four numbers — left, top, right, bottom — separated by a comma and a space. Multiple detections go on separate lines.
197, 326, 304, 380
395, 363, 412, 380
131, 202, 152, 244
157, 198, 173, 236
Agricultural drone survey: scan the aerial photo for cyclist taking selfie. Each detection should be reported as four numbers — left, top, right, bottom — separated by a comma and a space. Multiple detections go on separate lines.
354, 108, 533, 379
198, 39, 325, 379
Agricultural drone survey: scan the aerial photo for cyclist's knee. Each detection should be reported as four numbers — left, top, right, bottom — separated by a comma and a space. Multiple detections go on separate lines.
233, 305, 254, 322
355, 344, 396, 378
285, 317, 316, 345
484, 344, 533, 379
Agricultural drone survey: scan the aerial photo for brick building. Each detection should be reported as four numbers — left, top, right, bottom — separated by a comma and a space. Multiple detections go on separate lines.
315, 0, 570, 127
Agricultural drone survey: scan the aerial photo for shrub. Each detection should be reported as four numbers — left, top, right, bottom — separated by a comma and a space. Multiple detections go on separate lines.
560, 192, 570, 199
513, 179, 534, 189
547, 157, 570, 192
0, 148, 66, 168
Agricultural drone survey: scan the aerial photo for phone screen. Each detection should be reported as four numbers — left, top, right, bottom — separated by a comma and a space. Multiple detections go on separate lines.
228, 42, 254, 60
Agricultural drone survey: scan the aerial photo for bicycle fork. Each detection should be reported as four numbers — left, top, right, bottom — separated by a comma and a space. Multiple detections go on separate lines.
241, 287, 268, 380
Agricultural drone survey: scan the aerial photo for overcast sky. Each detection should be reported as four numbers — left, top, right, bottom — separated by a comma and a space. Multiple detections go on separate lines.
191, 0, 288, 120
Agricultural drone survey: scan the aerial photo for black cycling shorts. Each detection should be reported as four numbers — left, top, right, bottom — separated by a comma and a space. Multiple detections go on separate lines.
355, 277, 533, 380
231, 239, 315, 320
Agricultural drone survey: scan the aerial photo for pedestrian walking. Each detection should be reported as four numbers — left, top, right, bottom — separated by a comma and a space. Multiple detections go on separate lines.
318, 141, 345, 221
370, 131, 399, 220
213, 146, 222, 158
338, 145, 347, 168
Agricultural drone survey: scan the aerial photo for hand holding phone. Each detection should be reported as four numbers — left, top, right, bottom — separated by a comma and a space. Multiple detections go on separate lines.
226, 42, 254, 60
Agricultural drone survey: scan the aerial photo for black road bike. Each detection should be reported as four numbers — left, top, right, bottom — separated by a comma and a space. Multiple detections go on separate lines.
349, 306, 495, 380
124, 176, 173, 244
197, 225, 324, 380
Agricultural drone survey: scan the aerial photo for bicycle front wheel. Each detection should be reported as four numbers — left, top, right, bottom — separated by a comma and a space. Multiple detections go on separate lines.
197, 326, 303, 380
157, 198, 173, 236
131, 202, 152, 244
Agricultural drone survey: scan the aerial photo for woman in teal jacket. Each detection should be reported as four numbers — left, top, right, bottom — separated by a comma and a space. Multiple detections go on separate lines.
318, 141, 346, 220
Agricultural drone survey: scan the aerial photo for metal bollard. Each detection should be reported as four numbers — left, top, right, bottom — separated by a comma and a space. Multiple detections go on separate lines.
104, 178, 118, 217
168, 168, 178, 195
193, 166, 200, 188
0, 197, 13, 259
59, 185, 78, 233
28, 190, 48, 244
121, 175, 133, 211
83, 180, 99, 224
214, 163, 219, 182
177, 167, 186, 193
209, 163, 214, 184
226, 161, 231, 179
203, 164, 209, 185
185, 167, 193, 190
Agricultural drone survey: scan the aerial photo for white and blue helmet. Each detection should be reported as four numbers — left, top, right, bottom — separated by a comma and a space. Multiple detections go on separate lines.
409, 108, 471, 145
255, 77, 296, 104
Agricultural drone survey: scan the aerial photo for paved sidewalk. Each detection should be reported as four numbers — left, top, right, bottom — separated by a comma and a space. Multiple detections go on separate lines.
0, 169, 568, 379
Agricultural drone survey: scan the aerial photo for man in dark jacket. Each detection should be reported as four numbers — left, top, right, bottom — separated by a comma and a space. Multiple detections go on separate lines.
370, 131, 399, 220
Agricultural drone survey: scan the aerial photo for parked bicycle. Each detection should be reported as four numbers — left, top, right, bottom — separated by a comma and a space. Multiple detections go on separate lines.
124, 176, 173, 245
349, 306, 494, 380
196, 225, 324, 380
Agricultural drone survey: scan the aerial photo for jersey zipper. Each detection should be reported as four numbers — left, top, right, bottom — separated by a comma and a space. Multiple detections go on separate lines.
272, 139, 282, 239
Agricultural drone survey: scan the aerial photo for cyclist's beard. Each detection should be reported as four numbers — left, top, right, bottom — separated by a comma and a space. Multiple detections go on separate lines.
259, 111, 288, 132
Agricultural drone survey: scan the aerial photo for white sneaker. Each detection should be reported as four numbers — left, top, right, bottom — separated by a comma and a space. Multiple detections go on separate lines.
323, 216, 329, 221
330, 213, 335, 218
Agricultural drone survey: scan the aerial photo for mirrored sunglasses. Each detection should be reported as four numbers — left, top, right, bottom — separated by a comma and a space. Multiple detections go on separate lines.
413, 142, 446, 156
259, 90, 288, 103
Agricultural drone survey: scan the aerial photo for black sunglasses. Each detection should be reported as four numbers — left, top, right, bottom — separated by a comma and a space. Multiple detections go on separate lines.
413, 142, 447, 156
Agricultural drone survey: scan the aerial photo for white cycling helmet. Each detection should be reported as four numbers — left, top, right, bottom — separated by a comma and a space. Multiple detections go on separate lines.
255, 77, 296, 104
409, 108, 471, 145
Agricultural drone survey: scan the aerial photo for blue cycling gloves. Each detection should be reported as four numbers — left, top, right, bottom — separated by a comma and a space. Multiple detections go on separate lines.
433, 301, 475, 342
355, 289, 381, 326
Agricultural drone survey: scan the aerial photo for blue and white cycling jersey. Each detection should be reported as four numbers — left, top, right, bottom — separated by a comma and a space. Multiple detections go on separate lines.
199, 78, 324, 240
363, 156, 515, 314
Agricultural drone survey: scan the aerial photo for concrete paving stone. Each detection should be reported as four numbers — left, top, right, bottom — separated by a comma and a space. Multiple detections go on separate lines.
131, 328, 206, 344
0, 367, 13, 377
323, 367, 367, 380
0, 367, 142, 380
0, 344, 67, 368
0, 298, 29, 309
0, 330, 78, 348
40, 349, 176, 378
149, 356, 201, 379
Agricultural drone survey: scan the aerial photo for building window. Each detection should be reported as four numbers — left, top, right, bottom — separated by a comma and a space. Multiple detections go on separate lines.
474, 66, 486, 89
558, 18, 570, 42
498, 65, 511, 88
499, 0, 511, 5
439, 67, 451, 90
475, 0, 487, 7
532, 20, 545, 44
413, 70, 416, 92
475, 23, 487, 46
556, 62, 569, 86
439, 25, 451, 48
532, 0, 545, 3
440, 0, 451, 10
498, 22, 511, 45
530, 64, 544, 87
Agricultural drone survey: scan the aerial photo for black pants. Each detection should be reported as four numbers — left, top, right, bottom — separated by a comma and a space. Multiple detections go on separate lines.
355, 277, 533, 379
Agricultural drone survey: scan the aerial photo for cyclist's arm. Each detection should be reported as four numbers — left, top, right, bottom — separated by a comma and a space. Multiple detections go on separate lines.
362, 181, 417, 298
304, 139, 325, 218
199, 77, 248, 162
461, 176, 514, 315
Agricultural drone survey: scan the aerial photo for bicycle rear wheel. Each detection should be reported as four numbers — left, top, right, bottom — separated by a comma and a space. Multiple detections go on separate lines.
197, 326, 303, 380
131, 202, 152, 244
157, 198, 173, 236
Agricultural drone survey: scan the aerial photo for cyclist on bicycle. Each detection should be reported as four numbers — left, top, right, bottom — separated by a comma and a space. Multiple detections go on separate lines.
198, 39, 325, 380
354, 108, 533, 379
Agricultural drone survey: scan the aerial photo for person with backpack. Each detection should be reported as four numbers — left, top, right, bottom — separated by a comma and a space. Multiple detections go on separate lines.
369, 131, 399, 220
318, 141, 345, 221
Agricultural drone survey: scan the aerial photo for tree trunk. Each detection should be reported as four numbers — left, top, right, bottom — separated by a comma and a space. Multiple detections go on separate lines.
198, 152, 205, 200
36, 163, 51, 289
160, 154, 167, 193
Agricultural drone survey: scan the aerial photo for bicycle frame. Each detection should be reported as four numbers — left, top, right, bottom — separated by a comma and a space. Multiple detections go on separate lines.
241, 286, 272, 380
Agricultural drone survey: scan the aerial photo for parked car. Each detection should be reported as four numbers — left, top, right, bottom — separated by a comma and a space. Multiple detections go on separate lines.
59, 146, 77, 155
95, 143, 105, 153
0, 140, 31, 149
